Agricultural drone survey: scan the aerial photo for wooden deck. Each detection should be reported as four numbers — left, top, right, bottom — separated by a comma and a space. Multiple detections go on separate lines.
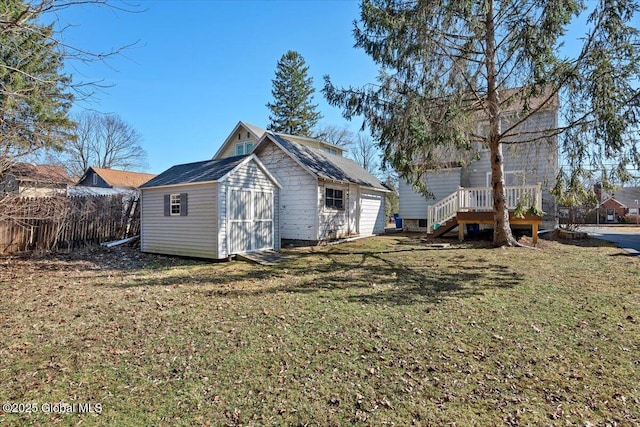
456, 211, 542, 244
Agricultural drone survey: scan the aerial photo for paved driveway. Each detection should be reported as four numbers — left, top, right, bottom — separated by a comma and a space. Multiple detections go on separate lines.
581, 226, 640, 256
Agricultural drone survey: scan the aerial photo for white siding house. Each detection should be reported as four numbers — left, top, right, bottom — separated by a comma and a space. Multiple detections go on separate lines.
257, 141, 319, 241
140, 155, 281, 259
213, 122, 390, 244
399, 168, 462, 229
399, 92, 559, 232
253, 133, 389, 243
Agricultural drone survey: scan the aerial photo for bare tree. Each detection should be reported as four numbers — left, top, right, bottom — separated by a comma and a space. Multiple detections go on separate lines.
0, 1, 141, 177
314, 124, 356, 148
349, 133, 379, 175
62, 112, 147, 177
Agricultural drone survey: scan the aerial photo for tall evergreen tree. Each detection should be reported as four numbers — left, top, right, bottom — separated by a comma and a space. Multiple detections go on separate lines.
324, 0, 640, 246
267, 50, 322, 136
0, 0, 74, 174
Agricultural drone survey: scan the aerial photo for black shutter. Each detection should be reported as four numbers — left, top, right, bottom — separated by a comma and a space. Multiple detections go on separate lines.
164, 194, 170, 216
180, 193, 188, 216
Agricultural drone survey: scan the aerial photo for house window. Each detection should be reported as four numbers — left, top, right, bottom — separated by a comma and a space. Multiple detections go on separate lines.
235, 142, 253, 155
325, 188, 344, 210
92, 172, 98, 186
485, 171, 524, 187
477, 116, 519, 148
324, 147, 338, 155
477, 120, 490, 138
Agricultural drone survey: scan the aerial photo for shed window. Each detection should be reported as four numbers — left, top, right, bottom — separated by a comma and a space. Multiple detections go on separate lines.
92, 172, 98, 185
325, 188, 344, 210
164, 193, 188, 216
170, 194, 181, 215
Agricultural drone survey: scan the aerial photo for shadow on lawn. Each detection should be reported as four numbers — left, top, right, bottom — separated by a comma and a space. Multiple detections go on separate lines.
11, 242, 523, 306
191, 248, 523, 306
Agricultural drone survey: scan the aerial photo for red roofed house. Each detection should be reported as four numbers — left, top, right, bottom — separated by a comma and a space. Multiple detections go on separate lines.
597, 185, 640, 223
77, 166, 156, 189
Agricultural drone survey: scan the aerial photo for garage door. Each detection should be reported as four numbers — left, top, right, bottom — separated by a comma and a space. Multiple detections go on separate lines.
228, 188, 274, 254
359, 191, 385, 236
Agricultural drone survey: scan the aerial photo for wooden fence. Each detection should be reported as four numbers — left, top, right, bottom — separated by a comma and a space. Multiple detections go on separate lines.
0, 194, 140, 254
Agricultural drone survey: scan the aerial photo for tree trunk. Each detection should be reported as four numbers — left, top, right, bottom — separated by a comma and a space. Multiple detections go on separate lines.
489, 140, 515, 245
485, 0, 516, 246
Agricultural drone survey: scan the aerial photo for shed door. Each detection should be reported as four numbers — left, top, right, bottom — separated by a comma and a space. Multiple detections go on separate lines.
359, 191, 385, 236
228, 188, 274, 254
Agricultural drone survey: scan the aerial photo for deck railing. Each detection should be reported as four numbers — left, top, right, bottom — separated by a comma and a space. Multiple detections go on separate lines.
427, 183, 542, 232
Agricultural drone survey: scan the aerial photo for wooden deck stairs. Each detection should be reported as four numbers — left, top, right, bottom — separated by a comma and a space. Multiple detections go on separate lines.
430, 217, 459, 238
426, 184, 544, 243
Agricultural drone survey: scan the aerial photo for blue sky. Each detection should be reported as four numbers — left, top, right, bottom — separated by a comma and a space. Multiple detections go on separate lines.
45, 1, 633, 176
49, 0, 379, 174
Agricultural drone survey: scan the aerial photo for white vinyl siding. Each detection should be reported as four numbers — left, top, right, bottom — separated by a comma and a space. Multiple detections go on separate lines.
141, 183, 218, 259
255, 142, 318, 241
399, 168, 462, 220
469, 109, 558, 224
359, 190, 386, 236
141, 157, 280, 260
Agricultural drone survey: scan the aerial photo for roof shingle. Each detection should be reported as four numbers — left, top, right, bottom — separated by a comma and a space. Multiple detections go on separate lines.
266, 134, 388, 191
140, 156, 248, 188
90, 167, 156, 188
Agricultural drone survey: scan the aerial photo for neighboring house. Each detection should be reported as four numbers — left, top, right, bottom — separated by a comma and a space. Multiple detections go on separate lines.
399, 88, 559, 236
139, 155, 281, 259
214, 121, 389, 243
0, 163, 73, 197
598, 186, 640, 222
213, 120, 346, 158
76, 166, 156, 193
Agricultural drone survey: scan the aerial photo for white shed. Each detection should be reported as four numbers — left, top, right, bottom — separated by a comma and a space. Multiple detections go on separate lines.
140, 154, 281, 259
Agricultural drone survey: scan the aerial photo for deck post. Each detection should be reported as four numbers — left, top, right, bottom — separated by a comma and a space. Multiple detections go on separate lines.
532, 223, 538, 245
458, 222, 464, 241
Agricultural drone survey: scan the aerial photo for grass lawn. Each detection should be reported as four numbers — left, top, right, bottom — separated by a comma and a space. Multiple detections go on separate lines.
1, 234, 639, 426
